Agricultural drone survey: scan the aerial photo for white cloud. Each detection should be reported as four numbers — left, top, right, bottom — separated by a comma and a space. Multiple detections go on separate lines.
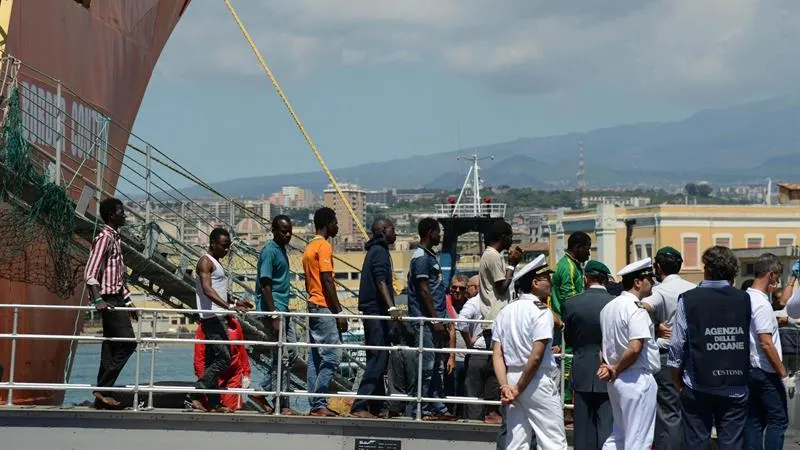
159, 0, 800, 103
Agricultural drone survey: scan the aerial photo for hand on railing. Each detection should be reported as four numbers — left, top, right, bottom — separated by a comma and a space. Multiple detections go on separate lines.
232, 300, 254, 314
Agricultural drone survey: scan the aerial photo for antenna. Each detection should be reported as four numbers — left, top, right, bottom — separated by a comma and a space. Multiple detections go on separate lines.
576, 141, 586, 193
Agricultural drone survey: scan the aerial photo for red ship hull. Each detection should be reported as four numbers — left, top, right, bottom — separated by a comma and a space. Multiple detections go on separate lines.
0, 0, 190, 405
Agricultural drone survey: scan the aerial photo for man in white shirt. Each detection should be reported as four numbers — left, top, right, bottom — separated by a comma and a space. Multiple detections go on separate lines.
641, 247, 696, 450
598, 258, 660, 450
459, 274, 501, 422
478, 220, 522, 424
492, 255, 568, 450
746, 253, 788, 450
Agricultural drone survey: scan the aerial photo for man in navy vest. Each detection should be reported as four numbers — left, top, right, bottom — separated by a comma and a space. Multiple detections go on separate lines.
667, 246, 751, 450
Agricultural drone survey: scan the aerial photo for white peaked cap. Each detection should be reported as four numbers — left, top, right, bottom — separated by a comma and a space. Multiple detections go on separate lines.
617, 257, 654, 277
512, 254, 552, 284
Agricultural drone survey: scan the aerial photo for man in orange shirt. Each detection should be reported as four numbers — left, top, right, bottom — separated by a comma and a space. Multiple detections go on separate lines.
303, 207, 348, 417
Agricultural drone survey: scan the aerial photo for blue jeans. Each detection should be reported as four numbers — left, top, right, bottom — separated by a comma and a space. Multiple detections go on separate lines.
681, 387, 748, 450
306, 304, 342, 411
406, 325, 447, 417
259, 315, 297, 410
746, 368, 788, 450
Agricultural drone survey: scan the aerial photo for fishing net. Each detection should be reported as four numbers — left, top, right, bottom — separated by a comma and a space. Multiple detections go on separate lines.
0, 87, 83, 298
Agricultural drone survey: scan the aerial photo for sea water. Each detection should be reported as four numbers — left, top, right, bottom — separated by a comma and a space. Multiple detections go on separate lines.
64, 343, 310, 410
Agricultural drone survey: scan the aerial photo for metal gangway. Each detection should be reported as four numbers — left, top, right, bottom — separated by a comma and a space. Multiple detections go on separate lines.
0, 51, 369, 396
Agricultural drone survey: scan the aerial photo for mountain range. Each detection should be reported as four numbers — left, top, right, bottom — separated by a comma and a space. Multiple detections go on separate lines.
178, 95, 800, 198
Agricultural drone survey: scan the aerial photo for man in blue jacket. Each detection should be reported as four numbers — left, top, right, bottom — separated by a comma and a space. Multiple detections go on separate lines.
350, 218, 400, 418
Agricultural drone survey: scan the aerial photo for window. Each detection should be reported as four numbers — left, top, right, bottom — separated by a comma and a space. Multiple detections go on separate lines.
777, 234, 796, 246
633, 238, 654, 261
713, 234, 732, 248
350, 272, 360, 280
335, 272, 348, 280
745, 234, 764, 249
682, 234, 699, 268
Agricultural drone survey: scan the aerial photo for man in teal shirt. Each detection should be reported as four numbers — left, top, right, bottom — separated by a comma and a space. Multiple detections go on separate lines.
550, 231, 591, 419
250, 215, 298, 415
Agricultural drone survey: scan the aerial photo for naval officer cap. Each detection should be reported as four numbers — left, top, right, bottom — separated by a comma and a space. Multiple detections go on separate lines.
617, 257, 655, 279
513, 254, 553, 289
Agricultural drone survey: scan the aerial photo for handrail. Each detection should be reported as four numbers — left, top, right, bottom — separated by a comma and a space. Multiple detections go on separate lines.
0, 303, 574, 417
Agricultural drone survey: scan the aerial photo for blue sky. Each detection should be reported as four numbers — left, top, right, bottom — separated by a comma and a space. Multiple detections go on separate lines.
132, 0, 799, 184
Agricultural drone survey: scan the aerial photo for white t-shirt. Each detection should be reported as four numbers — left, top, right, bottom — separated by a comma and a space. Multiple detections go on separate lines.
642, 274, 696, 350
457, 295, 487, 350
747, 288, 783, 373
479, 246, 509, 328
492, 293, 556, 375
600, 291, 660, 374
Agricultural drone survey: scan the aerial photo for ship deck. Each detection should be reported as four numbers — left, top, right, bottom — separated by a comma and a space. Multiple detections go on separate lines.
2, 405, 509, 450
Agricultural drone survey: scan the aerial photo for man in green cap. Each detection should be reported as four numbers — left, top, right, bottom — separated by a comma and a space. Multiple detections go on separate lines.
551, 231, 591, 417
642, 246, 696, 450
562, 260, 614, 450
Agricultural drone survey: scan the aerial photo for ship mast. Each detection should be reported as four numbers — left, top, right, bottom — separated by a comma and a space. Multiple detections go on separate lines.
452, 152, 493, 217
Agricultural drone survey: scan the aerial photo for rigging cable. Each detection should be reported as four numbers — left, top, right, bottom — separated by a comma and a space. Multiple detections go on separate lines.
222, 0, 368, 240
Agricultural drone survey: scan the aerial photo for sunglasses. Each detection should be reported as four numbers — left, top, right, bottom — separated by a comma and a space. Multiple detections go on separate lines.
451, 286, 466, 292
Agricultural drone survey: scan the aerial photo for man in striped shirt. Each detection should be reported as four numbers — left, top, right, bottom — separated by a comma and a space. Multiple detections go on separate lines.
84, 197, 137, 410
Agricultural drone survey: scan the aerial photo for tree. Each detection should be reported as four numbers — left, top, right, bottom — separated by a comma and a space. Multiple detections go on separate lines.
684, 183, 698, 197
696, 183, 713, 198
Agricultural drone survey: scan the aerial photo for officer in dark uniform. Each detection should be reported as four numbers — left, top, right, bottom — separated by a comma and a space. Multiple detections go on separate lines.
562, 260, 614, 450
667, 245, 751, 450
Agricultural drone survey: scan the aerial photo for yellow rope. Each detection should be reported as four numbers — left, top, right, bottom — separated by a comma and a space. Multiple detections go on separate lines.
222, 0, 368, 240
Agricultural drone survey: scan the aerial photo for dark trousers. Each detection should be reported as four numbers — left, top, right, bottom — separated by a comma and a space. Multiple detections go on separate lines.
464, 352, 500, 420
351, 318, 390, 415
195, 317, 232, 408
654, 355, 682, 450
443, 359, 466, 417
387, 348, 417, 416
746, 368, 788, 450
681, 387, 748, 450
573, 391, 612, 450
95, 294, 136, 396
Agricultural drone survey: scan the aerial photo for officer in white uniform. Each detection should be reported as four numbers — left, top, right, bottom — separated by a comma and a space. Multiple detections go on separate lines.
492, 255, 568, 450
598, 258, 660, 450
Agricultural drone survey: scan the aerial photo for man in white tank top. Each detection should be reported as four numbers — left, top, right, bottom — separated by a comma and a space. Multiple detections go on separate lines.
191, 228, 253, 412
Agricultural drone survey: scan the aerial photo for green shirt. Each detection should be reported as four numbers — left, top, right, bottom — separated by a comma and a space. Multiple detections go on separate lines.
255, 240, 291, 312
551, 253, 584, 317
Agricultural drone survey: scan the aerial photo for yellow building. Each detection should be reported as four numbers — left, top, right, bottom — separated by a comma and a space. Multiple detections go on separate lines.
323, 183, 367, 250
548, 204, 800, 283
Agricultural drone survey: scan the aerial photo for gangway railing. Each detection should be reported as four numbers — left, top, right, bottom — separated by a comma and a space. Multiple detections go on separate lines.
433, 203, 506, 218
0, 304, 574, 419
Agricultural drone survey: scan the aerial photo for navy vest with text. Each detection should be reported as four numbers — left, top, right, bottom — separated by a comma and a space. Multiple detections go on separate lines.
683, 285, 750, 388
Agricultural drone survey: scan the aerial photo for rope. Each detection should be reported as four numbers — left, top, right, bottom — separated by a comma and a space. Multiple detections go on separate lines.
222, 0, 368, 240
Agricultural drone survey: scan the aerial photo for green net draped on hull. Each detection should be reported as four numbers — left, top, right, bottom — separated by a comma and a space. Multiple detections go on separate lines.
0, 87, 83, 298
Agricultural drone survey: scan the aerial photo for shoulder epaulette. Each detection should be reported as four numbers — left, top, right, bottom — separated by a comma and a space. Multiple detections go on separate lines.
533, 300, 548, 310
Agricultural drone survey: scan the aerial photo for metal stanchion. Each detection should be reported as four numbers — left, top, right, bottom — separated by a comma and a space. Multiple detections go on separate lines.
416, 320, 424, 421
6, 307, 19, 405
